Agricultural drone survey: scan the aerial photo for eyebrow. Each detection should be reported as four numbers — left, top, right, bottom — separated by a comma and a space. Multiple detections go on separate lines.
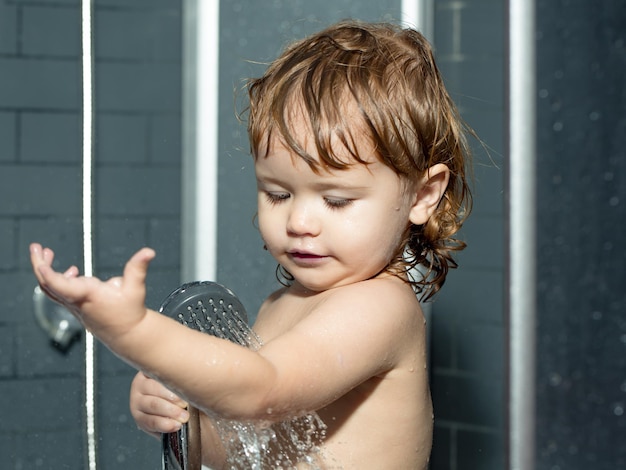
256, 173, 368, 192
311, 181, 368, 191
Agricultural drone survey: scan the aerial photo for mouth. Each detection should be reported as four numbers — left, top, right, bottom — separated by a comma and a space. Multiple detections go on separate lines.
287, 250, 328, 264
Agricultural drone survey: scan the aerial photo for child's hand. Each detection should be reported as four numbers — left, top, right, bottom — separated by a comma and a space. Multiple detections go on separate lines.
29, 243, 154, 344
130, 371, 190, 438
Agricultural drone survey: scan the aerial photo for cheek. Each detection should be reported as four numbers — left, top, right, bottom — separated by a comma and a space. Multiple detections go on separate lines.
349, 206, 409, 254
257, 205, 286, 250
256, 205, 272, 241
337, 211, 402, 249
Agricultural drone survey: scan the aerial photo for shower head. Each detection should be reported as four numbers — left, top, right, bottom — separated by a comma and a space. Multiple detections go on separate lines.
33, 285, 83, 351
159, 281, 260, 470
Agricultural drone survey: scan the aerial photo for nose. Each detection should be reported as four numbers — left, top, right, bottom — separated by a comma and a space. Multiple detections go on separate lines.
286, 200, 320, 237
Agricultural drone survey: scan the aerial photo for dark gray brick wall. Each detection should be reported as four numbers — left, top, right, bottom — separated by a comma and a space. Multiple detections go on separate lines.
0, 0, 181, 468
1, 0, 506, 468
430, 1, 506, 469
216, 2, 507, 469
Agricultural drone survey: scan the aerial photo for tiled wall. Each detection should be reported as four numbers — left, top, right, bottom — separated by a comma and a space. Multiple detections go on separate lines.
216, 2, 507, 469
430, 1, 506, 469
0, 0, 506, 468
216, 0, 406, 315
0, 0, 182, 467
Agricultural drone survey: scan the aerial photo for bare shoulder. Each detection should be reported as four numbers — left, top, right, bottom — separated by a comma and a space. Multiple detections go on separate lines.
316, 278, 433, 468
255, 286, 288, 320
303, 277, 427, 360
332, 276, 419, 304
258, 286, 287, 310
255, 277, 426, 363
321, 276, 424, 327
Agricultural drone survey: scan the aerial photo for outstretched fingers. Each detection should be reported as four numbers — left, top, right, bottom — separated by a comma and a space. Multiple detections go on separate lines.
30, 243, 84, 305
29, 243, 159, 344
30, 244, 156, 314
122, 247, 155, 293
30, 243, 52, 281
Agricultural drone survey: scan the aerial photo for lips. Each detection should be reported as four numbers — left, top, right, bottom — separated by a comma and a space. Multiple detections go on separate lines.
291, 251, 322, 259
287, 250, 328, 265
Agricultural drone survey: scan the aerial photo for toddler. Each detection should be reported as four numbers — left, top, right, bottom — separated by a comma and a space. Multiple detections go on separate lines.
31, 20, 471, 469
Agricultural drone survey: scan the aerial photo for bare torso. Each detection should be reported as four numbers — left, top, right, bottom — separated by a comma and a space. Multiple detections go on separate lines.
251, 279, 433, 469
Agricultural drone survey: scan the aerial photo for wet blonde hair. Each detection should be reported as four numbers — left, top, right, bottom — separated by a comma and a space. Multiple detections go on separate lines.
246, 20, 472, 299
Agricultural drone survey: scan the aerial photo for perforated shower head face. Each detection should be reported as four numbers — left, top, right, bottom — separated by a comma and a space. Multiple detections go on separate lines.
159, 281, 252, 346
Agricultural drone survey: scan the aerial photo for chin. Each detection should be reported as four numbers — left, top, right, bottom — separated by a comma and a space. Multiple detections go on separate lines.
292, 274, 362, 293
292, 280, 331, 293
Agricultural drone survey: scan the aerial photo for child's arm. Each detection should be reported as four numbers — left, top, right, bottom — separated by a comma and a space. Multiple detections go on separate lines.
30, 243, 421, 421
30, 243, 274, 416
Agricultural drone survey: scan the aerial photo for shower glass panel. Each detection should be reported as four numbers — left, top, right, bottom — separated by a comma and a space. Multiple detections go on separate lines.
534, 2, 626, 469
0, 1, 182, 467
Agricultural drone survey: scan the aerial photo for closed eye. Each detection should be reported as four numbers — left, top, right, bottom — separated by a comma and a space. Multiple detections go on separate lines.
265, 192, 290, 205
324, 197, 353, 210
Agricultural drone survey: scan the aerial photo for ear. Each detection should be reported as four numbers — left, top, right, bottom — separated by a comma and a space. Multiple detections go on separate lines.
408, 163, 450, 225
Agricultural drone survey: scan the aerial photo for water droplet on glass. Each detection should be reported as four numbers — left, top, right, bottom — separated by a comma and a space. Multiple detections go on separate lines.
549, 373, 562, 386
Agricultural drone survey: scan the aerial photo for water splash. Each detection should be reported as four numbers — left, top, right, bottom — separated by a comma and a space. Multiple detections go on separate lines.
214, 413, 327, 469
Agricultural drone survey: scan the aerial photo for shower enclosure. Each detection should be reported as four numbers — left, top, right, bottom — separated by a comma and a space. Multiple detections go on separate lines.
1, 0, 184, 467
2, 0, 623, 469
3, 0, 505, 468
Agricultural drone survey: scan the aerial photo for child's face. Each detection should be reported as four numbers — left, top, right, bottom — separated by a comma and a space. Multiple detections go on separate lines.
255, 130, 416, 293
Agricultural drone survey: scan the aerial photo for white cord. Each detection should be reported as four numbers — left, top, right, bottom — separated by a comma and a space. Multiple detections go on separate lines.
81, 0, 97, 468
